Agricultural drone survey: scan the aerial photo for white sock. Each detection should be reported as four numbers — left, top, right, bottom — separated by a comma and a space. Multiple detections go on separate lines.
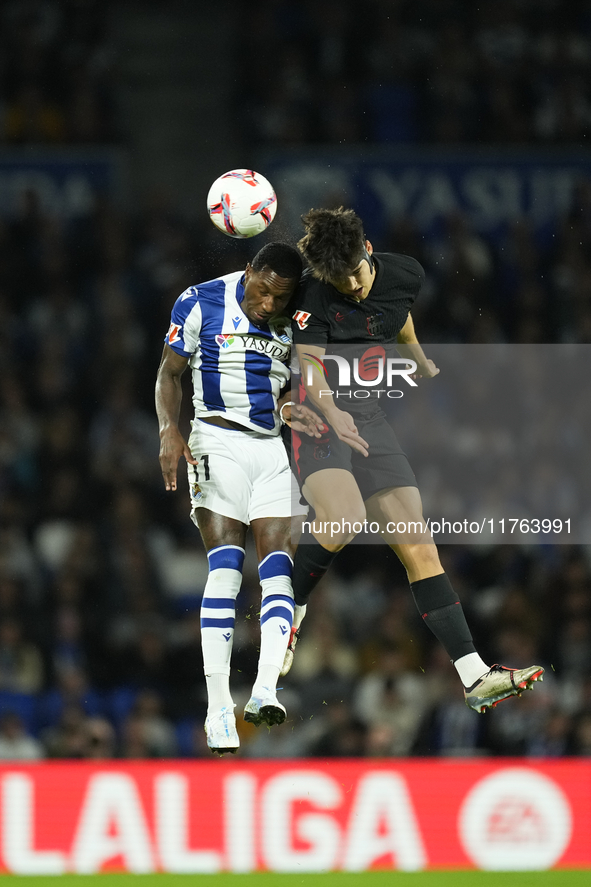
293, 603, 307, 629
252, 664, 281, 697
253, 552, 295, 697
454, 652, 490, 688
200, 545, 244, 714
205, 673, 234, 714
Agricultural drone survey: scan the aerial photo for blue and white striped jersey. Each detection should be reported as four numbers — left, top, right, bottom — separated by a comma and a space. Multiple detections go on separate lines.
165, 270, 292, 435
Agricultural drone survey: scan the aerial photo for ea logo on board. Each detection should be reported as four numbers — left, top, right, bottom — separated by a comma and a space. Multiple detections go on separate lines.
458, 768, 572, 871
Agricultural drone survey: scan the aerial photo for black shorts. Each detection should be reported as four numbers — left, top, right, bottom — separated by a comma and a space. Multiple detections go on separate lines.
292, 410, 417, 501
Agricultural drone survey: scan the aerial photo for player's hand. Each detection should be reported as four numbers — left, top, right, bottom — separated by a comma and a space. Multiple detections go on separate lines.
325, 409, 369, 457
283, 403, 325, 438
159, 427, 198, 491
411, 359, 440, 379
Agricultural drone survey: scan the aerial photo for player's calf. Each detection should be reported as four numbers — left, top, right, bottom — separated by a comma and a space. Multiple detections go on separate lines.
201, 545, 245, 717
246, 551, 294, 725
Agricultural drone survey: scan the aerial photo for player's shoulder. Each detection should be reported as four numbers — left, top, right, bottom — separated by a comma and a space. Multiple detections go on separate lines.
375, 252, 425, 284
183, 270, 242, 301
287, 269, 331, 332
173, 270, 243, 313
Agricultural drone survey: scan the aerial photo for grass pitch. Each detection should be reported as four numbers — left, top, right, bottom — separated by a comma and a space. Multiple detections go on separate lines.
1, 872, 589, 887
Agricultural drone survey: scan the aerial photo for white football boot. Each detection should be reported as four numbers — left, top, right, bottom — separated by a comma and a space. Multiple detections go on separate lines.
205, 705, 239, 754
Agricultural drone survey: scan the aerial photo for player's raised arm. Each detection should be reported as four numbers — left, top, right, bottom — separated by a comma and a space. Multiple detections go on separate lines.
396, 313, 440, 378
155, 344, 197, 491
295, 343, 369, 456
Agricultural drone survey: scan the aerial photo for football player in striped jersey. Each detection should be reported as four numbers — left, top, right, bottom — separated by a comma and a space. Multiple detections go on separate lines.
156, 242, 322, 754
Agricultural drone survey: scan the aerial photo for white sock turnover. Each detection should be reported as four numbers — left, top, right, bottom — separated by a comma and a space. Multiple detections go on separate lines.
454, 651, 490, 688
252, 551, 295, 697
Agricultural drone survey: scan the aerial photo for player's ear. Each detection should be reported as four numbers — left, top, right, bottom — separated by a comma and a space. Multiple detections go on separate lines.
365, 240, 373, 255
244, 263, 252, 282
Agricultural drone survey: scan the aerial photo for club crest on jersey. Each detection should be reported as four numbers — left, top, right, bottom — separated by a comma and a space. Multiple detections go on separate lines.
366, 313, 384, 336
273, 326, 291, 343
216, 334, 235, 349
167, 322, 182, 345
293, 310, 311, 330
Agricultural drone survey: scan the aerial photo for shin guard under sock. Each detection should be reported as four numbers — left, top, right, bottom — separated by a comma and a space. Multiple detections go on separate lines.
201, 545, 244, 712
255, 551, 295, 694
410, 572, 476, 663
292, 530, 338, 607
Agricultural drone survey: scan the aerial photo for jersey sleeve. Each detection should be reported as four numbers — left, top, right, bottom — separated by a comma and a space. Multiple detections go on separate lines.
165, 286, 202, 357
291, 279, 330, 346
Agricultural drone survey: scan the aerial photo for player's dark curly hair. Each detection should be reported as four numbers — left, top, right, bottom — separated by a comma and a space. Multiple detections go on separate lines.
298, 207, 366, 281
251, 242, 302, 279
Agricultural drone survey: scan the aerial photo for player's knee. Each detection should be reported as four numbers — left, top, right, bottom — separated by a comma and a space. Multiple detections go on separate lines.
311, 505, 366, 547
314, 503, 366, 526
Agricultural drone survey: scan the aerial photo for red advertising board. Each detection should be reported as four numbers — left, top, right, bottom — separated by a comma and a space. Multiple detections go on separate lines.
0, 760, 588, 873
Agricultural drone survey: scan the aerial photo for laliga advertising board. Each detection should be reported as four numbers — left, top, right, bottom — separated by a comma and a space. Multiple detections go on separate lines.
0, 760, 589, 873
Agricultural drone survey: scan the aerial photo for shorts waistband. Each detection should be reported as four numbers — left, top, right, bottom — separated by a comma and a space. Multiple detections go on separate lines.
195, 418, 275, 441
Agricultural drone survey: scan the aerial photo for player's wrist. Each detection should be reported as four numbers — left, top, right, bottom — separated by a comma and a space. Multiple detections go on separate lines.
321, 404, 341, 421
279, 401, 295, 424
159, 423, 180, 438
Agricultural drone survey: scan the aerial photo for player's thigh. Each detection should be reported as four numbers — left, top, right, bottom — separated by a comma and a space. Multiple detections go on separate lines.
351, 415, 417, 501
248, 436, 306, 522
292, 423, 355, 501
302, 468, 366, 523
188, 422, 253, 525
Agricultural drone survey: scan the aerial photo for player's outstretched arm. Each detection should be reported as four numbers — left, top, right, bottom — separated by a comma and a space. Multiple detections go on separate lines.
155, 344, 197, 491
295, 344, 369, 456
396, 313, 440, 378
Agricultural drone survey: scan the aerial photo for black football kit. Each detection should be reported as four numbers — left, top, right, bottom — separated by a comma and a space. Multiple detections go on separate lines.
291, 252, 424, 499
288, 250, 539, 694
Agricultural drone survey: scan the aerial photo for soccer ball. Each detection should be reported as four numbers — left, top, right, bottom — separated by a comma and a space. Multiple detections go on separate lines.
206, 169, 277, 238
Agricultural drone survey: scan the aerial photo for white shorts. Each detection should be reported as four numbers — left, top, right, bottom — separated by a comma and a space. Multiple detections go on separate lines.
187, 420, 307, 526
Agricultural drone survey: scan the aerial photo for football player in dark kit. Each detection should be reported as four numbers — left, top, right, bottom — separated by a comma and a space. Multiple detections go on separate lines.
284, 207, 543, 713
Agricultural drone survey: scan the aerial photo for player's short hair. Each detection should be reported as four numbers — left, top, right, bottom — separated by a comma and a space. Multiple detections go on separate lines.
298, 207, 366, 282
251, 242, 303, 280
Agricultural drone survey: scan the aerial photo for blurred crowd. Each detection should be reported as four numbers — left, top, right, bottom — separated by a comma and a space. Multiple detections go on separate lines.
241, 0, 591, 146
384, 185, 591, 345
3, 0, 591, 149
0, 0, 116, 144
1, 185, 591, 760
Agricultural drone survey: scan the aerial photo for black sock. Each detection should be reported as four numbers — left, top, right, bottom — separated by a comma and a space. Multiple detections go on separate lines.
410, 572, 476, 662
292, 529, 338, 607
